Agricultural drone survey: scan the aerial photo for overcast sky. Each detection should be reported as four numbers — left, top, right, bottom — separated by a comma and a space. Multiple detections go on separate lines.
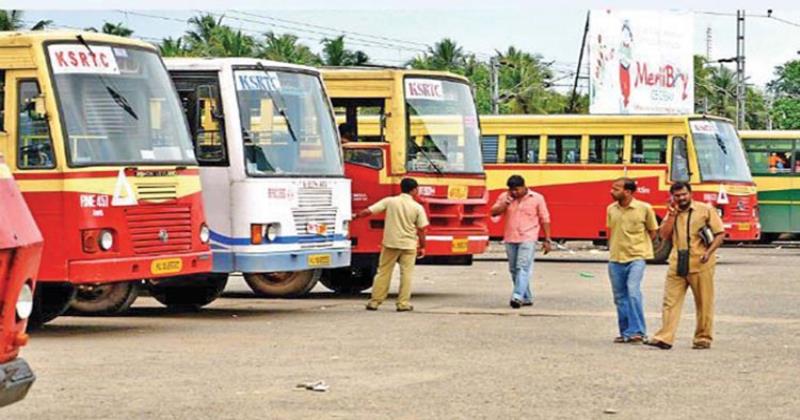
8, 1, 800, 91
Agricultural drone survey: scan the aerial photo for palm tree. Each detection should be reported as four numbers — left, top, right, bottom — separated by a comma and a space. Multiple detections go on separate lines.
160, 37, 193, 57
100, 22, 134, 37
320, 35, 369, 66
0, 10, 51, 31
258, 32, 320, 65
427, 38, 466, 71
208, 27, 255, 57
185, 14, 224, 50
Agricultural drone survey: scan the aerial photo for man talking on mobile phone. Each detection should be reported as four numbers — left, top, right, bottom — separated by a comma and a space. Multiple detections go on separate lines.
645, 182, 724, 350
491, 175, 552, 309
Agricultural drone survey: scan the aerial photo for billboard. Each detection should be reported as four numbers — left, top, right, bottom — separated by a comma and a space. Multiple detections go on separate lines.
589, 10, 694, 114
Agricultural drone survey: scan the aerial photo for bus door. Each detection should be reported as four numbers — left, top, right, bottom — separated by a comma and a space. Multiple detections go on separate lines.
743, 138, 793, 235
6, 71, 64, 279
790, 139, 800, 232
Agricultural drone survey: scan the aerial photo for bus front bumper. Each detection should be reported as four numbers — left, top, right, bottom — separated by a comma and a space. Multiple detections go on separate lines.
723, 222, 761, 242
212, 248, 352, 273
66, 251, 213, 283
423, 235, 489, 256
0, 358, 34, 408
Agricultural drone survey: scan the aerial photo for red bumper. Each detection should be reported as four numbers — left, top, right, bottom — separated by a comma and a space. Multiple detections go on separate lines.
723, 221, 761, 242
64, 250, 213, 284
423, 234, 489, 256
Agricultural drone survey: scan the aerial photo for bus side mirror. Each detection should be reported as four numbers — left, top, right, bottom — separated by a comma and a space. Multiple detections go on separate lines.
31, 95, 47, 120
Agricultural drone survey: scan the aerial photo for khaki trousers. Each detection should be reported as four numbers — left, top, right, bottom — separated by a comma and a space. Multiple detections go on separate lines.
652, 267, 715, 345
368, 247, 417, 308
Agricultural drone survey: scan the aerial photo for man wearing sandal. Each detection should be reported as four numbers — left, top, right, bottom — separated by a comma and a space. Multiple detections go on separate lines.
606, 178, 658, 344
645, 182, 724, 350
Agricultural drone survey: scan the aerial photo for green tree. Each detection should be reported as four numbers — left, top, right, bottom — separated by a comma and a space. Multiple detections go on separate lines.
207, 27, 255, 57
159, 37, 193, 57
320, 36, 369, 66
100, 22, 134, 37
408, 38, 466, 72
768, 59, 800, 129
185, 14, 225, 54
0, 10, 52, 31
258, 32, 320, 65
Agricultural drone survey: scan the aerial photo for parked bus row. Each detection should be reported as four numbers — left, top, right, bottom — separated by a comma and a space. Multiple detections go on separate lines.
0, 31, 489, 327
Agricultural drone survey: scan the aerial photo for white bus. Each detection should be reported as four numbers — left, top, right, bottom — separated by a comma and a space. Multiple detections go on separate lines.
166, 58, 351, 297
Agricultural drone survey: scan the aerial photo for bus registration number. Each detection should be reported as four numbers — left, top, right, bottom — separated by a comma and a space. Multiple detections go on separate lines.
448, 185, 468, 200
151, 258, 183, 275
738, 223, 750, 231
452, 238, 469, 253
308, 254, 332, 267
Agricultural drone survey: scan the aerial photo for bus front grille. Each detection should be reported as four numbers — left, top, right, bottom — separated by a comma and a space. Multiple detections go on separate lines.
298, 188, 333, 208
126, 205, 193, 254
136, 183, 178, 202
293, 207, 337, 248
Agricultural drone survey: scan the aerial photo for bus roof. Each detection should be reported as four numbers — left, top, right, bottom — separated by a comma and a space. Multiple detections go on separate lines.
165, 57, 321, 75
739, 130, 800, 139
0, 30, 156, 51
479, 114, 734, 126
320, 67, 470, 84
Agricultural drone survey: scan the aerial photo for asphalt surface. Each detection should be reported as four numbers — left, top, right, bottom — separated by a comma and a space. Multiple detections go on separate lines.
5, 245, 799, 419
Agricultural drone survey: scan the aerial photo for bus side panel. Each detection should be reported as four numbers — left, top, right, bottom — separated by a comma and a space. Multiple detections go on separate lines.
485, 164, 670, 240
17, 189, 68, 282
199, 166, 233, 272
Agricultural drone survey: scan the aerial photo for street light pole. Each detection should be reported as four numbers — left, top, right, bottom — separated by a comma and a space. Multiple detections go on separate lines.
736, 9, 746, 129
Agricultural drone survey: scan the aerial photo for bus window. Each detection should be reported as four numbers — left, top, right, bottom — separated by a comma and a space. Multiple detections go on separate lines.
481, 135, 499, 163
745, 139, 793, 174
17, 80, 54, 169
344, 148, 383, 169
546, 135, 580, 164
332, 99, 385, 143
172, 73, 227, 165
588, 135, 623, 164
506, 135, 539, 163
632, 135, 667, 164
671, 136, 690, 182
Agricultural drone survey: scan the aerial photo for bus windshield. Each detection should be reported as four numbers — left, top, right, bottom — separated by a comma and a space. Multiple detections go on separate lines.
404, 78, 482, 173
690, 119, 752, 182
234, 69, 342, 177
48, 44, 195, 166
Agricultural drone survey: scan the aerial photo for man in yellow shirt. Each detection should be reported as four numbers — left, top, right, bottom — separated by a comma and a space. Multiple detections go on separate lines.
606, 178, 658, 343
353, 178, 429, 312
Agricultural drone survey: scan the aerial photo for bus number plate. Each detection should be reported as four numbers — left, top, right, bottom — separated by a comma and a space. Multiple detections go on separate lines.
308, 254, 332, 267
452, 238, 469, 253
151, 258, 183, 275
448, 185, 468, 200
738, 223, 750, 231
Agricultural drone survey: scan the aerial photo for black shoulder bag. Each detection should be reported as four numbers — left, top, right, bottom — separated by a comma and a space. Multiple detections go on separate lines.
675, 209, 692, 277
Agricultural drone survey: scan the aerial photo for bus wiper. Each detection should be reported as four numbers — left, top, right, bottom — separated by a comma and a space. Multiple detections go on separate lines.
76, 35, 138, 120
715, 133, 728, 154
255, 62, 299, 143
408, 139, 444, 176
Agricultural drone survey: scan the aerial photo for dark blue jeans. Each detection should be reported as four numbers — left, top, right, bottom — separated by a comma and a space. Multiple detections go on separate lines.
608, 259, 647, 338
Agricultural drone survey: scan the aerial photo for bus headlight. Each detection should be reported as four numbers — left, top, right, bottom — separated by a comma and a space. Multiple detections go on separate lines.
266, 224, 279, 242
16, 283, 34, 320
99, 229, 114, 251
716, 207, 723, 218
199, 223, 211, 244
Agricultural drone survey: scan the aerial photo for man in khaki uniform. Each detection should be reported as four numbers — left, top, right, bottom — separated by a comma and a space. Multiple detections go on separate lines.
353, 178, 429, 312
606, 178, 659, 343
646, 182, 724, 350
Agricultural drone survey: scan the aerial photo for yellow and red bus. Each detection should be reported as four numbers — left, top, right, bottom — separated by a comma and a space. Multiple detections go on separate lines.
1, 31, 213, 324
740, 130, 800, 240
321, 68, 489, 293
480, 114, 760, 260
0, 155, 41, 406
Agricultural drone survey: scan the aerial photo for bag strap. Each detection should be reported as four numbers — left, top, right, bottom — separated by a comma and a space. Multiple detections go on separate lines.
673, 208, 693, 250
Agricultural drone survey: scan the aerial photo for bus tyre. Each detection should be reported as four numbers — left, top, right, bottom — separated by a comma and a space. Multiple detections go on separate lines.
69, 282, 140, 316
650, 237, 672, 264
28, 283, 76, 329
148, 274, 228, 308
320, 266, 375, 294
244, 270, 320, 298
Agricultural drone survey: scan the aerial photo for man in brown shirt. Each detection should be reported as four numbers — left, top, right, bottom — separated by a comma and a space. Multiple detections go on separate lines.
646, 182, 725, 350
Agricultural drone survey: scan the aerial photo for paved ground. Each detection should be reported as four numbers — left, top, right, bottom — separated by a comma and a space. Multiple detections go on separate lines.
5, 245, 800, 419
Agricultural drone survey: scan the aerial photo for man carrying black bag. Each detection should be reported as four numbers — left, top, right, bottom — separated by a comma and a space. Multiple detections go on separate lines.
646, 182, 725, 350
